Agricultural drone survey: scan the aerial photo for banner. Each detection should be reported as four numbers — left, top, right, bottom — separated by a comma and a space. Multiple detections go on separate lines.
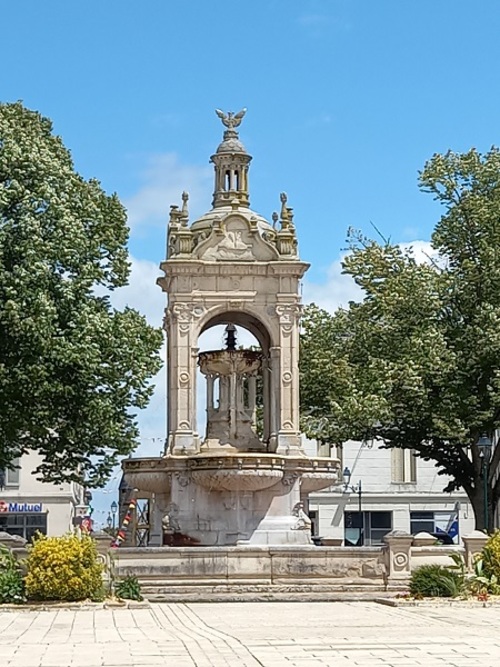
111, 499, 137, 547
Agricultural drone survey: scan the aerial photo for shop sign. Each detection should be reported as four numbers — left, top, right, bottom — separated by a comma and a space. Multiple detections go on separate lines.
0, 500, 43, 513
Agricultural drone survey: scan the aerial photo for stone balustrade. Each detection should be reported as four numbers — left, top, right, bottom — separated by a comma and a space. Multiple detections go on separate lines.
0, 529, 492, 600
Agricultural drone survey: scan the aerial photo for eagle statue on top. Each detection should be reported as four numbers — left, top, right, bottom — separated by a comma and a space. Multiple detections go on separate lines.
215, 108, 247, 130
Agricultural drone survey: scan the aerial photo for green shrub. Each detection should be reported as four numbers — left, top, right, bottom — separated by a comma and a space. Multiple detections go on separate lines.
114, 575, 143, 601
468, 557, 500, 596
0, 545, 25, 604
25, 534, 103, 602
409, 564, 464, 598
481, 530, 500, 580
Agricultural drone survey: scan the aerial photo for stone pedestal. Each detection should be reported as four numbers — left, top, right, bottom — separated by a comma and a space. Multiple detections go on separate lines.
125, 454, 339, 546
462, 530, 488, 569
382, 530, 413, 589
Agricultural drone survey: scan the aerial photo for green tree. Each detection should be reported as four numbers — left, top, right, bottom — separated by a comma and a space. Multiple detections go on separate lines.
0, 102, 162, 486
300, 147, 500, 531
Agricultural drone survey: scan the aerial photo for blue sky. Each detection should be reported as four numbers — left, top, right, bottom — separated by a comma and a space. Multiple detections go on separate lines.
3, 0, 500, 521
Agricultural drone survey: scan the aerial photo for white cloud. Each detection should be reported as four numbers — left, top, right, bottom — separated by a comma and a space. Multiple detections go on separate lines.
303, 256, 363, 313
400, 239, 439, 265
109, 256, 165, 327
124, 153, 212, 230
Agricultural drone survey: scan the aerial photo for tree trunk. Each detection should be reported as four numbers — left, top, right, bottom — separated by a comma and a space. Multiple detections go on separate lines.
469, 481, 494, 533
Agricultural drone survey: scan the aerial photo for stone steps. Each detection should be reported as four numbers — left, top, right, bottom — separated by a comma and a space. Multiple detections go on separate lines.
139, 582, 397, 603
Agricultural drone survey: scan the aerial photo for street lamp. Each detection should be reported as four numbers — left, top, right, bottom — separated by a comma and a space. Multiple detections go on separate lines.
110, 501, 118, 531
343, 466, 363, 546
106, 512, 113, 530
476, 434, 493, 532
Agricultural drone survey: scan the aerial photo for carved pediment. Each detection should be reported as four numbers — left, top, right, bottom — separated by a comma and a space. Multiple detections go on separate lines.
195, 215, 279, 262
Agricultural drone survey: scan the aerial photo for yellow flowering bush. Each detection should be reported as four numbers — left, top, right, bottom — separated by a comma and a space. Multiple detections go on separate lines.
482, 530, 500, 580
25, 534, 103, 601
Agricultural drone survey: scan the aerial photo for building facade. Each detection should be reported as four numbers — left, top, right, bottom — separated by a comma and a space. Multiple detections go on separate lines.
307, 440, 475, 545
0, 451, 83, 540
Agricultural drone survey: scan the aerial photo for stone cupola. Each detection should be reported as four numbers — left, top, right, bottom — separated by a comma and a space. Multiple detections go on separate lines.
211, 109, 252, 209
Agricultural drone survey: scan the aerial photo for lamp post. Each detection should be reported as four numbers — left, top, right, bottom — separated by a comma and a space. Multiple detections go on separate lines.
476, 434, 492, 533
110, 501, 118, 531
343, 466, 363, 546
106, 512, 113, 530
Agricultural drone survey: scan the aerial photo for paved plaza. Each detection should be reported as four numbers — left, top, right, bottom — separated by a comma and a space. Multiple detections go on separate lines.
1, 601, 500, 666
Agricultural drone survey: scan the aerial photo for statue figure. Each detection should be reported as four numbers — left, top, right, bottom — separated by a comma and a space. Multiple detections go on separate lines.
215, 108, 247, 130
292, 502, 312, 531
204, 229, 254, 261
162, 503, 180, 534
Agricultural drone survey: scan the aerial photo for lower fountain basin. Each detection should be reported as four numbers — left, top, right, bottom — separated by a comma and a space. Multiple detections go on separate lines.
191, 468, 283, 491
189, 455, 285, 491
123, 458, 172, 494
300, 471, 339, 493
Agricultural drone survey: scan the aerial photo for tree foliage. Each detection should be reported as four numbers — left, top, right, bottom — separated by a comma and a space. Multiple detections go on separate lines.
0, 102, 163, 486
300, 147, 500, 530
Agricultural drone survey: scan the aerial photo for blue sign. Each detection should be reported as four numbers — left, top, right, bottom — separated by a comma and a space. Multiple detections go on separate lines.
0, 501, 43, 513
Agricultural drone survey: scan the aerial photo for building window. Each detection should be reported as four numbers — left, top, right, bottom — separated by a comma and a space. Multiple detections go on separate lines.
391, 449, 417, 483
0, 458, 20, 488
308, 510, 318, 537
410, 509, 459, 542
0, 513, 47, 542
344, 511, 392, 546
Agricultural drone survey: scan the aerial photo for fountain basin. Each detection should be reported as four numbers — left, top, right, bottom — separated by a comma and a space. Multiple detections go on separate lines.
198, 349, 262, 376
189, 454, 284, 491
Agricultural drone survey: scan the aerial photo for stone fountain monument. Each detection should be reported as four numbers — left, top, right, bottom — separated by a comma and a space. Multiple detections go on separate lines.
123, 109, 340, 547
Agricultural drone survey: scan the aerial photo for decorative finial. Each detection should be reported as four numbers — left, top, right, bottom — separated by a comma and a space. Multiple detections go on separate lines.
225, 323, 237, 351
180, 191, 189, 227
279, 192, 290, 228
215, 108, 247, 130
169, 204, 180, 226
272, 212, 279, 229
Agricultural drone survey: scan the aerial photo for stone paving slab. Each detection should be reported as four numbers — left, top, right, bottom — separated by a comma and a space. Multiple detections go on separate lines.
1, 602, 500, 666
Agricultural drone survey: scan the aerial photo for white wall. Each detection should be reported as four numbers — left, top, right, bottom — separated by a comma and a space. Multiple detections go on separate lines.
1, 451, 83, 537
307, 439, 475, 544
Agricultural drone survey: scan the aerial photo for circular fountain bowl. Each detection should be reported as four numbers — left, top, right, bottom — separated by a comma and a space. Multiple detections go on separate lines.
192, 468, 283, 492
189, 455, 285, 492
198, 349, 262, 376
300, 471, 339, 493
122, 458, 172, 494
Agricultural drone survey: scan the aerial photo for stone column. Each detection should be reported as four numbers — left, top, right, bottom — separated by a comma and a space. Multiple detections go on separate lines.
167, 302, 201, 455
248, 375, 257, 422
206, 375, 214, 412
382, 530, 413, 590
269, 347, 281, 450
262, 356, 271, 444
276, 304, 301, 454
462, 530, 488, 571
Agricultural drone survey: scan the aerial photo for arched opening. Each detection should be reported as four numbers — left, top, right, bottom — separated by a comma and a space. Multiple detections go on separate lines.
200, 310, 272, 352
224, 170, 231, 191
197, 316, 273, 451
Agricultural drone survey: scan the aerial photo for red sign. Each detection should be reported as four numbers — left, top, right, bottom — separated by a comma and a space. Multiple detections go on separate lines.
0, 500, 7, 513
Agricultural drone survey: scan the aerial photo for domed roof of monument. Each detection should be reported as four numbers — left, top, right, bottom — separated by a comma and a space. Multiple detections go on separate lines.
189, 108, 274, 234
165, 110, 301, 263
190, 205, 273, 234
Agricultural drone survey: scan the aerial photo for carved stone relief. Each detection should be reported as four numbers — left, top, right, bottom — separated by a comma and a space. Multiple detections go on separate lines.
196, 215, 279, 262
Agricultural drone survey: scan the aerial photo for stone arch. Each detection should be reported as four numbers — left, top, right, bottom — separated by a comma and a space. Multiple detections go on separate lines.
197, 307, 275, 352
197, 308, 276, 447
